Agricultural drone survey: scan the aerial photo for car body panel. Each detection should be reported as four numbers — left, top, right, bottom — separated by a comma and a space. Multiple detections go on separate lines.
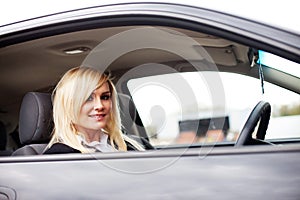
1, 0, 299, 34
1, 145, 300, 199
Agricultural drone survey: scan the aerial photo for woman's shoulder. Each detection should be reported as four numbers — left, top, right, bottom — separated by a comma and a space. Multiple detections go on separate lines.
43, 143, 81, 154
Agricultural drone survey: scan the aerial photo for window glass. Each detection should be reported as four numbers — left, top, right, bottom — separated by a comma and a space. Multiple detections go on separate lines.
128, 72, 300, 146
258, 50, 300, 78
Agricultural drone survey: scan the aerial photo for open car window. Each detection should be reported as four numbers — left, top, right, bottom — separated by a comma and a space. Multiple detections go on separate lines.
0, 10, 299, 156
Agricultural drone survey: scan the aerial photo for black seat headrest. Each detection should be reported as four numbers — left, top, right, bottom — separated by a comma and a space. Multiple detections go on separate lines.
19, 92, 53, 144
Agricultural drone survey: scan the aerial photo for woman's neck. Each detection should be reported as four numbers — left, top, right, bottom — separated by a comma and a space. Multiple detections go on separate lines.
83, 131, 101, 143
75, 126, 102, 143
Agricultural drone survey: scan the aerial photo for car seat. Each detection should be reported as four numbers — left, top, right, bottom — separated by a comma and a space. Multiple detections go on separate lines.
12, 92, 53, 156
118, 93, 154, 149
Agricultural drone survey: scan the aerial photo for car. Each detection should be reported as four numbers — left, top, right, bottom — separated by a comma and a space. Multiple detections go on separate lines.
0, 0, 300, 199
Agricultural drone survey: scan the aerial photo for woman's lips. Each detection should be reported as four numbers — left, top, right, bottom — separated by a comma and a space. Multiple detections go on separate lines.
89, 114, 106, 121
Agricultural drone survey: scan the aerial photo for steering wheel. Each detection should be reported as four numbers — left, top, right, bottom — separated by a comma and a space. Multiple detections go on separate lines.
235, 101, 271, 146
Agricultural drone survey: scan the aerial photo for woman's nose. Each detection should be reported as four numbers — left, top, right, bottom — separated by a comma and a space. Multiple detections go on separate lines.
94, 97, 104, 110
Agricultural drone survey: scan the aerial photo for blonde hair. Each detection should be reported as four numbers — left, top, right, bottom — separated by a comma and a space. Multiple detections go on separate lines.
47, 66, 127, 152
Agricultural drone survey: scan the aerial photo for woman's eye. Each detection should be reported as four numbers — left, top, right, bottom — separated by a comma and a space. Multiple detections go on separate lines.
101, 94, 111, 100
86, 95, 93, 101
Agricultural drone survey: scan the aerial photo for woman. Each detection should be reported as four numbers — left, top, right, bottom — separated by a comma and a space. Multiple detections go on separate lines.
44, 66, 144, 154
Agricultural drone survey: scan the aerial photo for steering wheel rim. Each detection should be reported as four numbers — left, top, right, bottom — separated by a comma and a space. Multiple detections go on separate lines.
235, 101, 271, 146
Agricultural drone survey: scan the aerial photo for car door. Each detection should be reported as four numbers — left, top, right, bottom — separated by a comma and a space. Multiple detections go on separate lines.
0, 2, 300, 199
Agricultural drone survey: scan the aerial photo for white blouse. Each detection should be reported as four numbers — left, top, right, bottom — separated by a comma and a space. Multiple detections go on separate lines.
77, 132, 116, 153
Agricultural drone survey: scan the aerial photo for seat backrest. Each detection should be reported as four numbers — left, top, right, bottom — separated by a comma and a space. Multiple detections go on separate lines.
12, 92, 53, 156
118, 93, 138, 135
118, 93, 154, 149
118, 93, 148, 139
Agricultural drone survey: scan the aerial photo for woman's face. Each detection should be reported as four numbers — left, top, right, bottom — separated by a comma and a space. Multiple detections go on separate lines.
74, 82, 112, 136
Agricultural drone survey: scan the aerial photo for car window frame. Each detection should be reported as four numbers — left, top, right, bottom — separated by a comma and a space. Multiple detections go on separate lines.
0, 3, 299, 159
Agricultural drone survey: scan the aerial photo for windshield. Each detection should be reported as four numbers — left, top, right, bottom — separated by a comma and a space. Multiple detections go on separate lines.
128, 71, 300, 146
258, 50, 300, 78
